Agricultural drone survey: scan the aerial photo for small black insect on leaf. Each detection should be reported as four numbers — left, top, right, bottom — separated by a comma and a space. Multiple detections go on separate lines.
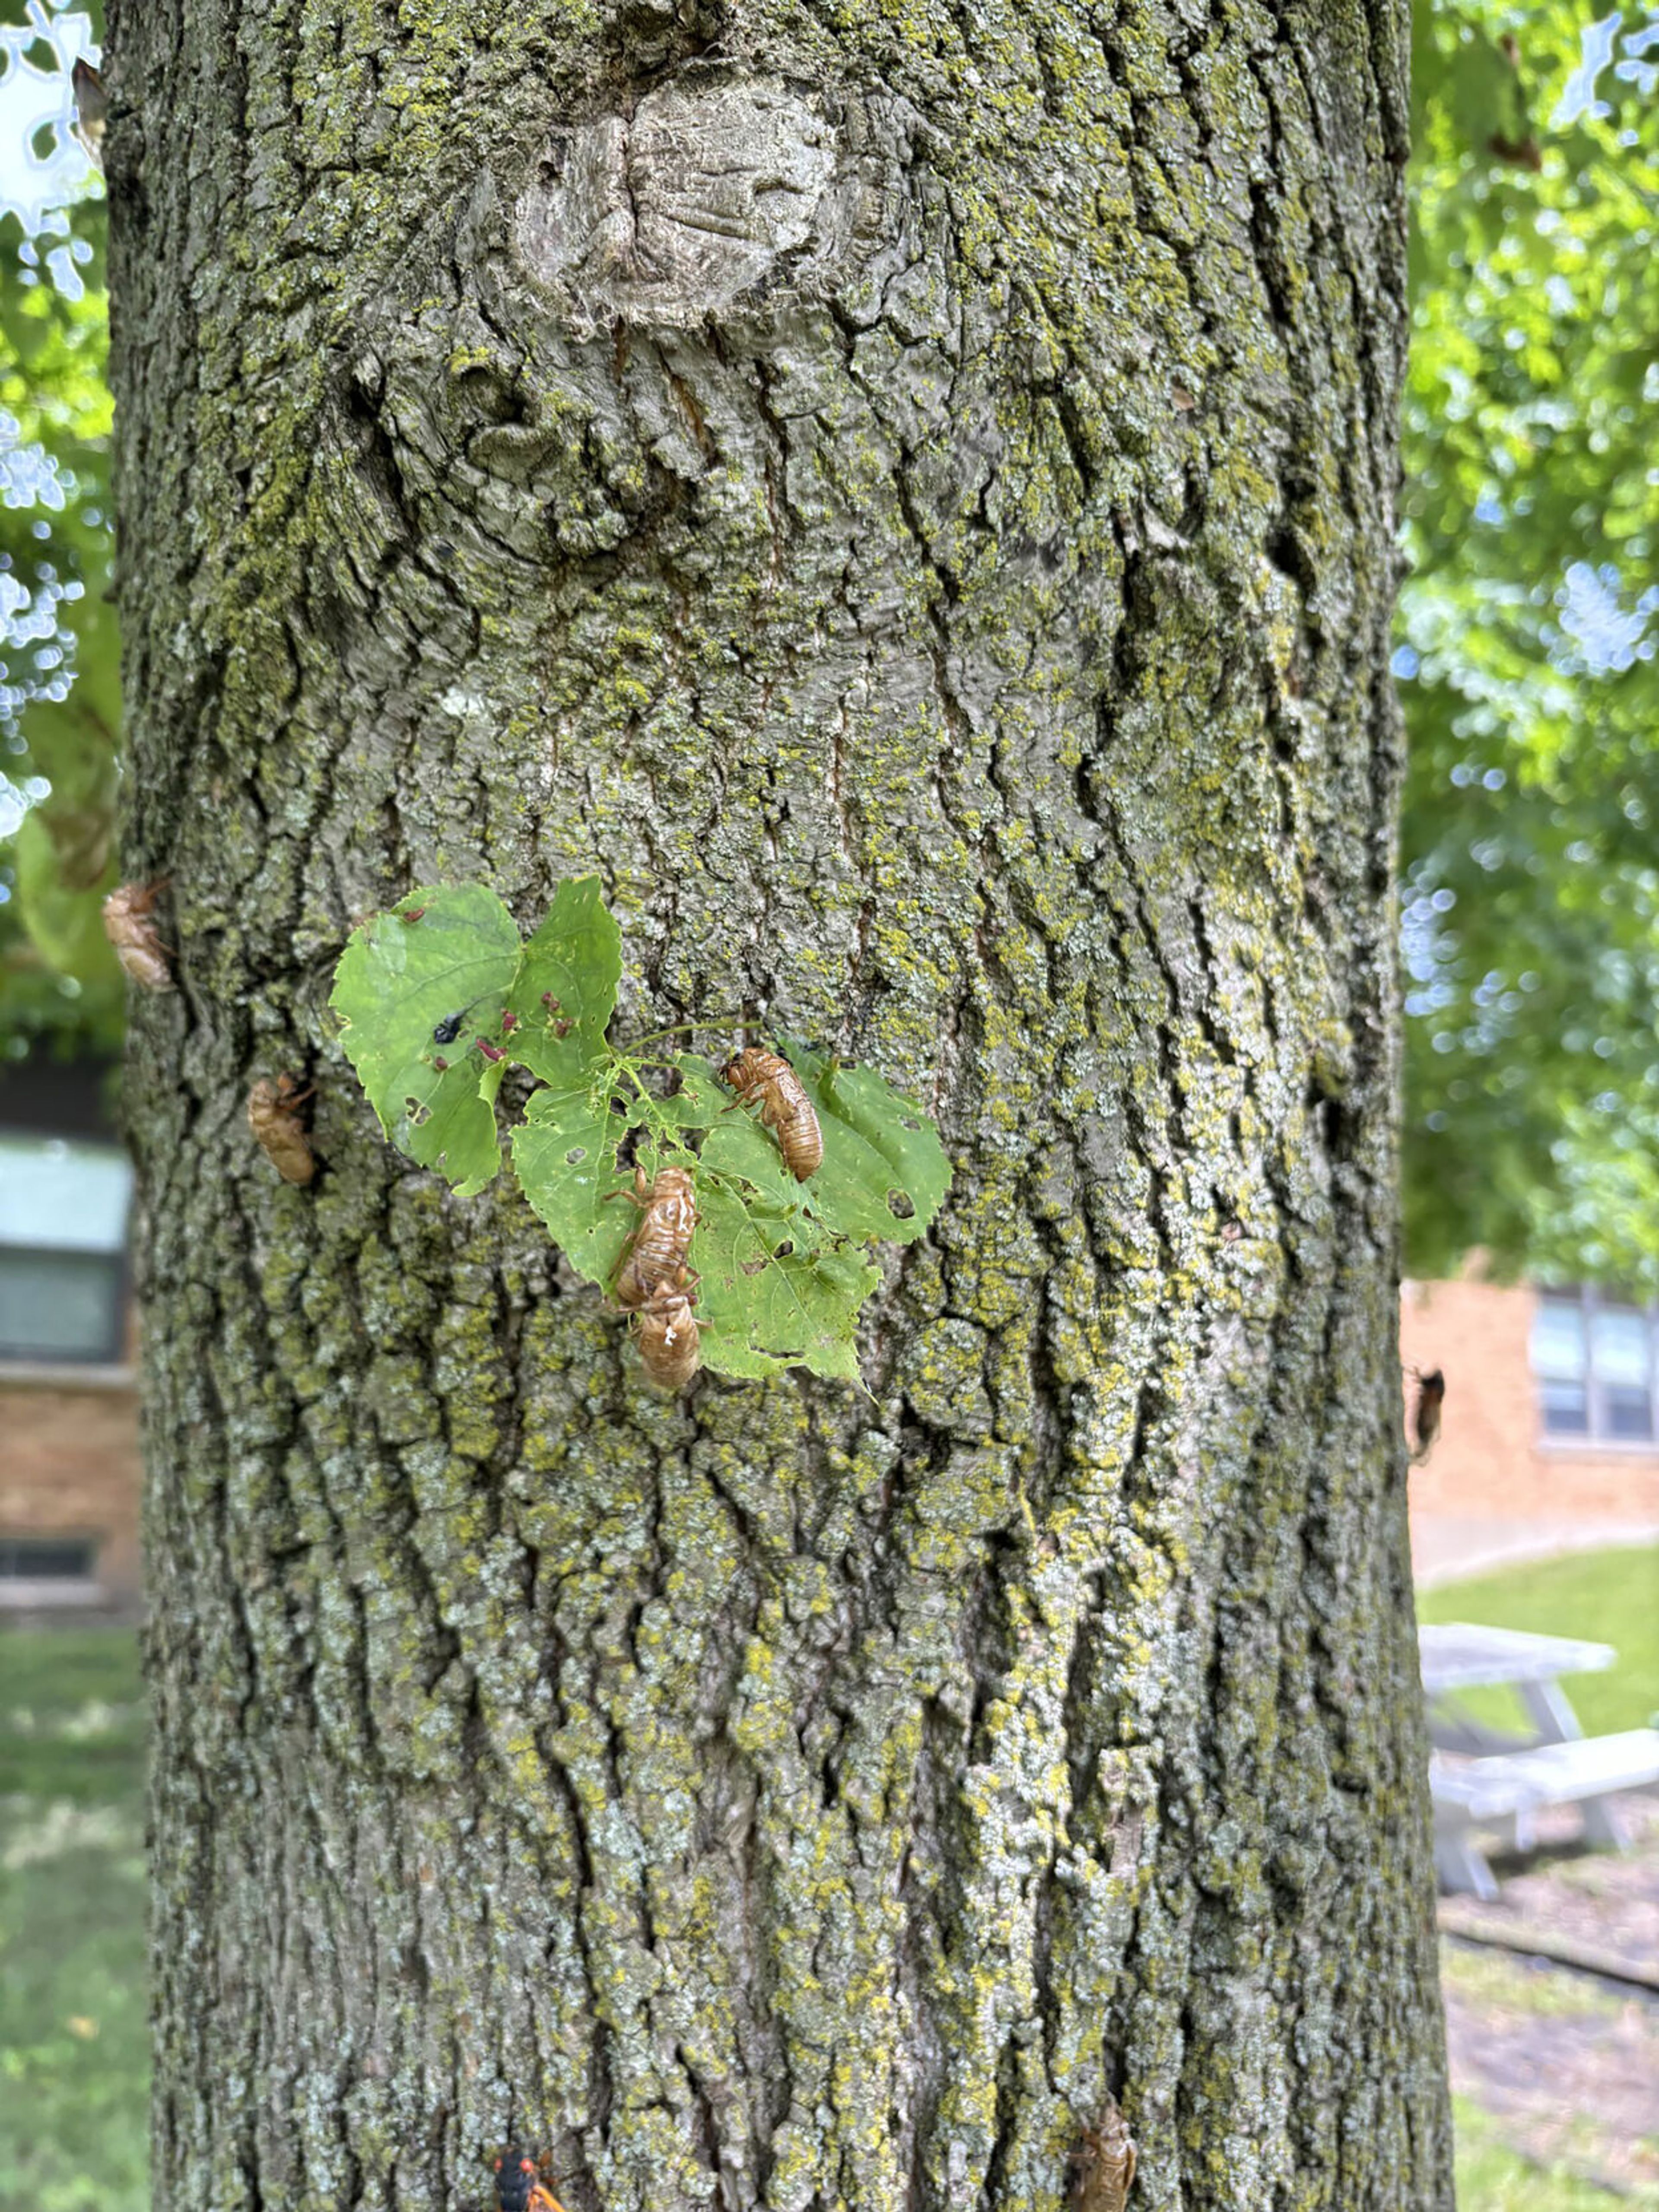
433, 1010, 468, 1045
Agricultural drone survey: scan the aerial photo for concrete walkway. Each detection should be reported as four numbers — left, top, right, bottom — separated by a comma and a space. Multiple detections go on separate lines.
1412, 1515, 1659, 1590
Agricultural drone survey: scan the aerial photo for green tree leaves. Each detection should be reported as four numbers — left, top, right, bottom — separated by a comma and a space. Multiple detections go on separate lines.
689, 1181, 877, 1384
1402, 1, 1659, 1277
783, 1041, 950, 1244
332, 881, 950, 1385
510, 1085, 634, 1285
332, 883, 531, 1195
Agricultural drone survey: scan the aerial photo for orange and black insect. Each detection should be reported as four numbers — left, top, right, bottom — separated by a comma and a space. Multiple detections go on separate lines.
102, 881, 173, 991
1071, 2098, 1136, 2212
247, 1073, 317, 1186
1409, 1366, 1445, 1465
493, 2147, 569, 2212
720, 1047, 823, 1181
611, 1162, 699, 1311
632, 1276, 701, 1390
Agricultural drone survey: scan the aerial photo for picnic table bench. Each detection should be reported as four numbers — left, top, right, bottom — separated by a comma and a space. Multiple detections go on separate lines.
1420, 1623, 1659, 1900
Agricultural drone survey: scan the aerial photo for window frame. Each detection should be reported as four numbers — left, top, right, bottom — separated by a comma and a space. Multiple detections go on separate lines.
0, 1533, 106, 1610
1532, 1284, 1659, 1448
0, 1535, 100, 1580
0, 1133, 133, 1373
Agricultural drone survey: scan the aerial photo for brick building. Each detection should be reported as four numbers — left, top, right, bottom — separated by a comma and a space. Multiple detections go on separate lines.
0, 1057, 142, 1614
1402, 1271, 1659, 1584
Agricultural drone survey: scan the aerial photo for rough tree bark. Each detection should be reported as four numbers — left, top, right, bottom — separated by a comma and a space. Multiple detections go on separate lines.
105, 0, 1449, 2206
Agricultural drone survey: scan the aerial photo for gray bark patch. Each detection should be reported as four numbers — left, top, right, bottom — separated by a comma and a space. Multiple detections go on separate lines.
516, 75, 836, 328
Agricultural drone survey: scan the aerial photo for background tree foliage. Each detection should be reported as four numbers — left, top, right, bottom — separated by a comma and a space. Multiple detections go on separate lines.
1403, 0, 1659, 1280
0, 0, 120, 1063
7, 0, 1659, 1287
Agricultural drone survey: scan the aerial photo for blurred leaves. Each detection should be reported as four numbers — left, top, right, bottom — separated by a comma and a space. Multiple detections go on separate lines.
0, 1, 120, 1063
1401, 0, 1659, 1278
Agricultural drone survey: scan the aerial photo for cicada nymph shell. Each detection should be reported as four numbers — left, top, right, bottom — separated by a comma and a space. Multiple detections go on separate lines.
612, 1162, 699, 1310
72, 57, 107, 171
720, 1046, 823, 1181
634, 1283, 701, 1390
1071, 2099, 1137, 2212
247, 1073, 317, 1186
1409, 1365, 1445, 1464
102, 881, 174, 991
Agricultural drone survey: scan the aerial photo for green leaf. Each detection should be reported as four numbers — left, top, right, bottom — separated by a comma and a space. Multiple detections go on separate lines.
330, 882, 521, 1194
783, 1043, 952, 1244
511, 1078, 636, 1291
10, 812, 119, 988
512, 875, 622, 1063
654, 1054, 729, 1133
690, 1179, 877, 1384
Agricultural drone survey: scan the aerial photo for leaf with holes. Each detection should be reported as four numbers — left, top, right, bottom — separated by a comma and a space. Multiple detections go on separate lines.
780, 1042, 951, 1243
690, 1179, 877, 1384
652, 1054, 728, 1135
511, 1077, 638, 1291
331, 882, 522, 1194
511, 875, 623, 1075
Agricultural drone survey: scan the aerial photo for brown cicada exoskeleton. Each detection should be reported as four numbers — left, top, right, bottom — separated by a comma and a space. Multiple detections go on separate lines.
247, 1073, 317, 1186
1071, 2098, 1136, 2212
1408, 1365, 1445, 1464
720, 1046, 823, 1181
611, 1162, 699, 1311
72, 57, 107, 172
633, 1277, 701, 1390
102, 881, 174, 991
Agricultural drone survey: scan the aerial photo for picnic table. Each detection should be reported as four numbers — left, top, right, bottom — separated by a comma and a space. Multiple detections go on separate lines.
1420, 1622, 1659, 1898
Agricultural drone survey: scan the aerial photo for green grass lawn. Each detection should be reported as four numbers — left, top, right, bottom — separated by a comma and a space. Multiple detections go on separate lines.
1, 1612, 1646, 2212
1454, 2097, 1646, 2210
1417, 1542, 1659, 1737
0, 1625, 149, 2212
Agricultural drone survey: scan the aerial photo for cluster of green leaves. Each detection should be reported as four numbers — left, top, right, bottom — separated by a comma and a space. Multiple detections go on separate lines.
0, 1, 123, 1063
331, 882, 950, 1384
1401, 1, 1659, 1280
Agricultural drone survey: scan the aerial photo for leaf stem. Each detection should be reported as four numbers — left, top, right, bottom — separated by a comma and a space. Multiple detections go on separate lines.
622, 1012, 761, 1053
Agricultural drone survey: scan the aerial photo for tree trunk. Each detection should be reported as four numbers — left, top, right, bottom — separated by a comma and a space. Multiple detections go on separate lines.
106, 1, 1449, 2206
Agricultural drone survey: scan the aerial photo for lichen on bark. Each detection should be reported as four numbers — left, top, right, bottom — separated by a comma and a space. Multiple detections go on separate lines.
106, 0, 1450, 2205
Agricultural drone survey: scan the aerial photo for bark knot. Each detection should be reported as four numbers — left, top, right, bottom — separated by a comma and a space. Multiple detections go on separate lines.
515, 73, 836, 329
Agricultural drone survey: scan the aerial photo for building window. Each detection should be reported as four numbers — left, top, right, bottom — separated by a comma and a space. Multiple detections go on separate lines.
0, 1535, 103, 1609
1531, 1288, 1657, 1443
0, 1536, 98, 1581
0, 1136, 132, 1364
